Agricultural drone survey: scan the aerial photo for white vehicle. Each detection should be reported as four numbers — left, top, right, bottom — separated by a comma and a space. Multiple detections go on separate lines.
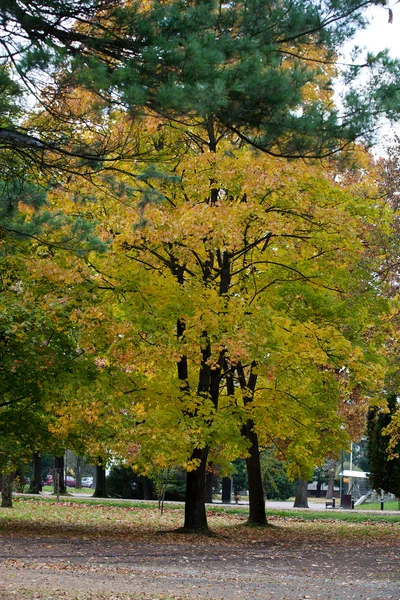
81, 477, 94, 488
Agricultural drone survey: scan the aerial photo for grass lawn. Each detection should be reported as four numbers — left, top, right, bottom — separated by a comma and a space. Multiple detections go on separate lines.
7, 493, 400, 525
27, 485, 94, 495
356, 499, 400, 511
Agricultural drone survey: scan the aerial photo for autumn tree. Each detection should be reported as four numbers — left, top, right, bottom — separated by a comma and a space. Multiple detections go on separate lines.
371, 141, 400, 456
3, 0, 400, 528
40, 114, 391, 530
0, 222, 113, 505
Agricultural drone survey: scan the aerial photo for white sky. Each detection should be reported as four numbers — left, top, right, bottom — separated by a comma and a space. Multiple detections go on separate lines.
350, 3, 400, 57
345, 3, 400, 153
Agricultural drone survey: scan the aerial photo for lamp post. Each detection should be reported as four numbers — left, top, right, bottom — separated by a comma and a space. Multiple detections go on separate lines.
340, 449, 344, 508
349, 442, 353, 471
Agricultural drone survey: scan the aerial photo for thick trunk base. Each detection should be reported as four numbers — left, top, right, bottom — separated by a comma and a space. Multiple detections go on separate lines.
29, 452, 42, 494
221, 477, 232, 504
55, 456, 67, 494
1, 472, 14, 508
93, 464, 107, 498
294, 479, 309, 508
244, 421, 267, 526
183, 447, 209, 531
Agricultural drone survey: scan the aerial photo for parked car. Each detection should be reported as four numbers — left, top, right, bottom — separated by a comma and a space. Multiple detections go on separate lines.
41, 474, 53, 485
81, 477, 94, 488
65, 476, 76, 487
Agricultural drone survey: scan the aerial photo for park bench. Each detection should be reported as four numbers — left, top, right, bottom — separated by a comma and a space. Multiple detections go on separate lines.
325, 498, 336, 509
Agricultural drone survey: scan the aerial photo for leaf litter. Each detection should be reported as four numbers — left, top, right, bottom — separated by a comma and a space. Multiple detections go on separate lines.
0, 499, 399, 599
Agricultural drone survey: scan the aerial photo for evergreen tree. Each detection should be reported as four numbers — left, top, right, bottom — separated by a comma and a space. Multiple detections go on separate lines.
261, 450, 296, 501
2, 1, 400, 159
367, 394, 400, 496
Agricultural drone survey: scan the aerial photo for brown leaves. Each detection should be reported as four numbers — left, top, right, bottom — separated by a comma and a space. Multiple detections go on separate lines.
1, 499, 400, 600
2, 499, 399, 548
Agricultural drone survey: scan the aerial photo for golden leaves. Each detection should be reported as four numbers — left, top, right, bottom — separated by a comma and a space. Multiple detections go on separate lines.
24, 110, 393, 477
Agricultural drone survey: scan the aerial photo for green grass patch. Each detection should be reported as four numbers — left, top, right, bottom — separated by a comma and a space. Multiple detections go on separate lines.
264, 508, 400, 524
39, 485, 93, 494
10, 493, 400, 524
356, 500, 400, 511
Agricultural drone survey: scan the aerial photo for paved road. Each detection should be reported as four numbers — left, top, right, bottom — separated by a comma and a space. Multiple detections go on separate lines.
19, 492, 400, 513
69, 494, 329, 510
265, 500, 328, 510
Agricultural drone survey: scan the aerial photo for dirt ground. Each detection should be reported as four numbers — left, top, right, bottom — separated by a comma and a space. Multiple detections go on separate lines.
1, 515, 400, 600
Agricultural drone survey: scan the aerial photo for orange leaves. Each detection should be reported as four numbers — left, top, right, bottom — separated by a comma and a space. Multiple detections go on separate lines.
21, 108, 392, 478
27, 256, 85, 286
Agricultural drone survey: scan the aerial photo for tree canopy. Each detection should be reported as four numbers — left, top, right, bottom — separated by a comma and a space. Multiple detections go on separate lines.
2, 0, 400, 159
35, 114, 394, 526
2, 0, 400, 527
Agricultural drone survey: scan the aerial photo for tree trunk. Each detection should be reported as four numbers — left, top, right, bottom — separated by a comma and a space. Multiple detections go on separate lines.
183, 447, 209, 530
244, 420, 267, 525
1, 472, 14, 507
93, 463, 107, 498
205, 470, 214, 504
177, 317, 209, 530
221, 476, 232, 504
325, 461, 337, 499
55, 456, 67, 494
316, 481, 322, 498
140, 475, 154, 500
29, 452, 42, 494
75, 456, 82, 489
237, 361, 267, 526
178, 322, 216, 531
294, 479, 309, 508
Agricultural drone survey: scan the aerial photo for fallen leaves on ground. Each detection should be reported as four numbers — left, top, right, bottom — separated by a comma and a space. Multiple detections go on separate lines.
1, 499, 399, 600
0, 499, 399, 548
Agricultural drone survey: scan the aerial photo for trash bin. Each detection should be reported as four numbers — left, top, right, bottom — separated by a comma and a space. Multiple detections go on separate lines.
343, 494, 353, 509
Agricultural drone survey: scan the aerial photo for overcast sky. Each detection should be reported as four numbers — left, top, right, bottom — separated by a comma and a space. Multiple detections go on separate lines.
350, 3, 400, 57
343, 3, 400, 154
